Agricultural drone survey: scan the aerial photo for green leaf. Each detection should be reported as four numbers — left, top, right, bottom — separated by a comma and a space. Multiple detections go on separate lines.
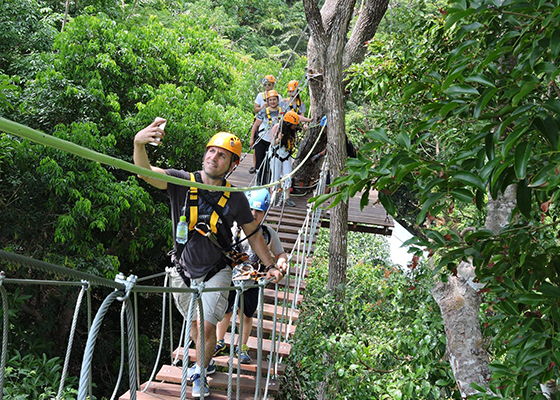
529, 163, 556, 187
365, 128, 393, 145
538, 283, 560, 297
512, 81, 536, 106
533, 117, 559, 150
453, 171, 486, 192
445, 8, 476, 30
502, 125, 530, 156
479, 158, 501, 181
403, 83, 426, 100
396, 131, 411, 149
465, 73, 495, 88
309, 192, 338, 209
514, 142, 532, 179
378, 191, 396, 216
551, 29, 560, 56
425, 230, 446, 245
516, 293, 544, 306
439, 101, 461, 118
417, 192, 445, 224
442, 64, 469, 91
451, 188, 474, 203
445, 84, 479, 97
517, 179, 532, 218
498, 298, 519, 316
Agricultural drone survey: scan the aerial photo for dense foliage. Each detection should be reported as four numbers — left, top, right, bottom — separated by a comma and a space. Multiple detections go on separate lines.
335, 0, 560, 397
283, 229, 458, 399
0, 0, 305, 395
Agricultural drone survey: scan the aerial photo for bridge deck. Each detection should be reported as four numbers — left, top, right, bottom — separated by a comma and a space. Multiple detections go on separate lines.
228, 153, 394, 236
120, 152, 391, 399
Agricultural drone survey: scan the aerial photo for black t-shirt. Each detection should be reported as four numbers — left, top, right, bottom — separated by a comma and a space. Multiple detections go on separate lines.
165, 169, 254, 278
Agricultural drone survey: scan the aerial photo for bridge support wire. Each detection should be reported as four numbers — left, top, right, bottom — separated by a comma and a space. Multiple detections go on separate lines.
57, 281, 89, 400
110, 302, 128, 400
180, 287, 197, 400
142, 270, 171, 392
78, 290, 137, 400
0, 275, 8, 400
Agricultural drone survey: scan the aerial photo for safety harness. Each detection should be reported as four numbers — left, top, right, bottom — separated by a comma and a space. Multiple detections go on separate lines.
288, 98, 301, 114
266, 106, 282, 127
172, 172, 241, 285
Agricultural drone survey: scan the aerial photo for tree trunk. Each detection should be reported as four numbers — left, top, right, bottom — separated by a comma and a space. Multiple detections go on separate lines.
295, 0, 389, 186
432, 263, 492, 397
433, 185, 517, 397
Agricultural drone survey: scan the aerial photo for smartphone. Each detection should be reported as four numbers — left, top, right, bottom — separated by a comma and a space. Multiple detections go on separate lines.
149, 117, 166, 146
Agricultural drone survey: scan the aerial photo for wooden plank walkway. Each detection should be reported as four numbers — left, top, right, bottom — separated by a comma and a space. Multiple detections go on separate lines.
120, 153, 392, 399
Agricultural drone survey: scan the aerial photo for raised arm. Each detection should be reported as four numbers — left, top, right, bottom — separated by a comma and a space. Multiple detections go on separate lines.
133, 121, 168, 189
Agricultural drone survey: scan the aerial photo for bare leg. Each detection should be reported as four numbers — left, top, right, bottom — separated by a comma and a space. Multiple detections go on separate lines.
216, 311, 232, 342
241, 315, 253, 346
191, 320, 217, 368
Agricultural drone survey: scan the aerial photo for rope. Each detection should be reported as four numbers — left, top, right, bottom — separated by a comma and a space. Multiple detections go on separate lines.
254, 279, 265, 400
0, 116, 323, 193
0, 250, 121, 288
78, 290, 121, 399
56, 282, 88, 400
180, 288, 197, 400
143, 270, 170, 391
276, 25, 309, 84
226, 283, 241, 400
109, 303, 127, 400
0, 277, 8, 400
125, 297, 138, 400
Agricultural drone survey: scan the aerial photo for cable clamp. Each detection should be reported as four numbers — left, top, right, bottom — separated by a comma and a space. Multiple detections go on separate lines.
115, 273, 137, 302
0, 271, 5, 287
80, 279, 90, 291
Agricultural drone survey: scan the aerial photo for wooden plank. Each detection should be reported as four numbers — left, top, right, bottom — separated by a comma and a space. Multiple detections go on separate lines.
264, 288, 303, 305
260, 303, 299, 321
155, 365, 280, 394
119, 381, 274, 400
183, 348, 287, 376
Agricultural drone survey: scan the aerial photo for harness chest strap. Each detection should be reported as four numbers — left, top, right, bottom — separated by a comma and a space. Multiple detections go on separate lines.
188, 172, 231, 235
266, 106, 282, 126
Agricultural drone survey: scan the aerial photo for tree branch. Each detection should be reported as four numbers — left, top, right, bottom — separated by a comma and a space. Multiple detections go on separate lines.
343, 0, 390, 70
303, 0, 328, 50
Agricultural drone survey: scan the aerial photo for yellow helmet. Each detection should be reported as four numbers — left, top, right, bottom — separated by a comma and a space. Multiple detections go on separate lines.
287, 80, 299, 91
263, 75, 276, 84
206, 132, 242, 158
266, 89, 279, 99
283, 110, 300, 125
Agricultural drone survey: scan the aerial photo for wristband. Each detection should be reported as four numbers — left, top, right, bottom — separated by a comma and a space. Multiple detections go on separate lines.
265, 264, 277, 273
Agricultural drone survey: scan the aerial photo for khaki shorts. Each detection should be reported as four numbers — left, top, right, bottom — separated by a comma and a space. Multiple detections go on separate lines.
170, 266, 232, 326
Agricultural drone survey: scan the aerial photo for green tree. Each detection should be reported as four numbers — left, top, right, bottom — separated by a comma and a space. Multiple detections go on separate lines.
284, 230, 457, 399
334, 0, 560, 396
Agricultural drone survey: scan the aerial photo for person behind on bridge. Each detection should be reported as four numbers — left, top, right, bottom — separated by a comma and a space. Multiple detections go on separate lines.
283, 80, 313, 129
253, 75, 283, 115
270, 110, 301, 207
249, 75, 283, 174
250, 89, 283, 185
214, 188, 288, 363
133, 123, 283, 398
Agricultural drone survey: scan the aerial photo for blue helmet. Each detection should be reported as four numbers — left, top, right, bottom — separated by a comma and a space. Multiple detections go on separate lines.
246, 189, 270, 212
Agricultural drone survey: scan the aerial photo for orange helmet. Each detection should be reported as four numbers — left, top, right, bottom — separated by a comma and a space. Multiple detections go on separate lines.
263, 75, 276, 84
266, 90, 279, 99
287, 80, 299, 91
283, 110, 300, 125
207, 132, 242, 158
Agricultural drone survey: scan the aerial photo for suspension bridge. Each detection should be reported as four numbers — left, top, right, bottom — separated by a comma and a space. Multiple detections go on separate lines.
0, 116, 394, 400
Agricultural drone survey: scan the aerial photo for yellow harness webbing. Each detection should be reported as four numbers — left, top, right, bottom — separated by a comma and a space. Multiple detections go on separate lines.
189, 173, 231, 235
